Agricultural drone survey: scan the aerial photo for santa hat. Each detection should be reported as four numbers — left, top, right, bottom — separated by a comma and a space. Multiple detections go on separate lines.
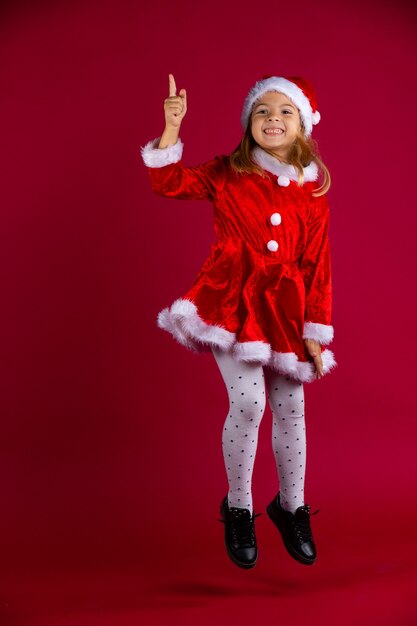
241, 74, 321, 138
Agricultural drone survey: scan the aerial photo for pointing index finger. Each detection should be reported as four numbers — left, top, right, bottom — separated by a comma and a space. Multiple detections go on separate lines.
168, 73, 177, 97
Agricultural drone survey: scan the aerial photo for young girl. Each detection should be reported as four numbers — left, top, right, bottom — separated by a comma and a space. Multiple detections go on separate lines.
141, 73, 336, 569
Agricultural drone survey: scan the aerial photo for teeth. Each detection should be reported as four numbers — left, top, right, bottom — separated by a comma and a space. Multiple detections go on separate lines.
264, 129, 283, 134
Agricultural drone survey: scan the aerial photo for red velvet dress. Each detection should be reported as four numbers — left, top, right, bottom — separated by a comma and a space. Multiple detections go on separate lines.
141, 137, 336, 383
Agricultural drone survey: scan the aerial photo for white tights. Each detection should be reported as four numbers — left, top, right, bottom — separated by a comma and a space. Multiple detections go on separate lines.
212, 347, 307, 515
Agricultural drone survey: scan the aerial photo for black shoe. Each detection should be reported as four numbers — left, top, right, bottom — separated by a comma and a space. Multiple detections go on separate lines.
218, 495, 261, 569
266, 491, 320, 565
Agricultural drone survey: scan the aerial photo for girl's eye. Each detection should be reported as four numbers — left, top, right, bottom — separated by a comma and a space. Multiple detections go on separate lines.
257, 109, 292, 114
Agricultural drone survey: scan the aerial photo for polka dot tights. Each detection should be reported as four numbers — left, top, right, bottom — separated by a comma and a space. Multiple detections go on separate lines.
212, 347, 306, 515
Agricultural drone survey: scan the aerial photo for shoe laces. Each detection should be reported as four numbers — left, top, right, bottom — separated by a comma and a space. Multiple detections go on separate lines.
291, 504, 320, 543
218, 508, 262, 547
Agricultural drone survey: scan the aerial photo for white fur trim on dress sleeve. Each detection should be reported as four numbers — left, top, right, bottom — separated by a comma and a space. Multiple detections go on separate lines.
302, 322, 334, 345
140, 136, 184, 168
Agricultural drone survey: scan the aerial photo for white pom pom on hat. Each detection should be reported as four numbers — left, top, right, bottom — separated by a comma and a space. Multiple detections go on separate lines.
241, 74, 321, 138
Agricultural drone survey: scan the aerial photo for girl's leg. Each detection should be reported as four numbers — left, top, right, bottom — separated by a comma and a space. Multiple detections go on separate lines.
265, 369, 306, 514
212, 347, 267, 514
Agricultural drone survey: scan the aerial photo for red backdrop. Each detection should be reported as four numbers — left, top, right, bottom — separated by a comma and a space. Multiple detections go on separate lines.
1, 0, 416, 624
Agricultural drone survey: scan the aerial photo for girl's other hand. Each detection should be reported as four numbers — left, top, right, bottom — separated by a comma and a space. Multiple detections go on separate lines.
164, 73, 187, 128
303, 338, 324, 379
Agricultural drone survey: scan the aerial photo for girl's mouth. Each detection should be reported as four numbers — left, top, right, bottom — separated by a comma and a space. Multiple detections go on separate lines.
263, 128, 284, 135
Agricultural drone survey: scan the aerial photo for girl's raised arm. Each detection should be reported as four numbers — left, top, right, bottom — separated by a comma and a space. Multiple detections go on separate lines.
141, 74, 224, 201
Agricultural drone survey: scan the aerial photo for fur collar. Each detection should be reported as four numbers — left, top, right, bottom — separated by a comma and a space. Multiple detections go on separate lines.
251, 145, 319, 183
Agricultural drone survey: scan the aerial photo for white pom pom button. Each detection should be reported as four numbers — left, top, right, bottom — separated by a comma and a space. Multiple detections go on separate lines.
270, 212, 282, 226
277, 175, 290, 187
267, 240, 279, 252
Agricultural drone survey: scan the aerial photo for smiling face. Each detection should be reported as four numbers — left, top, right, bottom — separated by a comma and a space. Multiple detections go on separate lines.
250, 91, 302, 161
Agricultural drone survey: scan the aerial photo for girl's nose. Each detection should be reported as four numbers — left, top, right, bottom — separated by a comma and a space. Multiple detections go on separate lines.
268, 113, 281, 121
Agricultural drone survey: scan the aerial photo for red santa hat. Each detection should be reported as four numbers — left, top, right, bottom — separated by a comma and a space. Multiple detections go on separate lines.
241, 74, 321, 138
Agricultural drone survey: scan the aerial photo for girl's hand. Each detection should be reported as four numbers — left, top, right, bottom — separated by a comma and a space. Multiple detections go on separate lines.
304, 338, 324, 379
164, 73, 187, 129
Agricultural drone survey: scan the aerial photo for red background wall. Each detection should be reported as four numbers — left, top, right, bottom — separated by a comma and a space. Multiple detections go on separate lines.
1, 0, 416, 623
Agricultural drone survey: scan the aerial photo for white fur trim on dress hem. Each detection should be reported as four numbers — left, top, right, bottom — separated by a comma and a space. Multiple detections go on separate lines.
141, 136, 184, 168
302, 321, 334, 345
157, 298, 236, 351
157, 298, 337, 382
270, 348, 337, 382
233, 341, 271, 364
157, 307, 197, 351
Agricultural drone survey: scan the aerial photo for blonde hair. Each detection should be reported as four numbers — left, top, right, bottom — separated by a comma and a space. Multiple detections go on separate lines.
229, 117, 331, 197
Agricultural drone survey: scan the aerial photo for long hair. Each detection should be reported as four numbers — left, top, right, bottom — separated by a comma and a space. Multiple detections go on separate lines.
229, 117, 331, 197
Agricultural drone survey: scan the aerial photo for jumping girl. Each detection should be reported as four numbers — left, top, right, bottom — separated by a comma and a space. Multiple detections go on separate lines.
141, 73, 336, 569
